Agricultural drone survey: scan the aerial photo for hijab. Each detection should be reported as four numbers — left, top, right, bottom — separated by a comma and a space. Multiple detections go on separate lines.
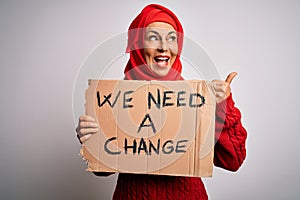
124, 4, 184, 81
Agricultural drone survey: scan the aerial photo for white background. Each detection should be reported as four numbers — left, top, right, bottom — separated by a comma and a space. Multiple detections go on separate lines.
1, 0, 299, 199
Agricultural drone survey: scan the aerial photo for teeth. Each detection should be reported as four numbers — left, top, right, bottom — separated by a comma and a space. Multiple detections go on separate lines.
155, 57, 169, 62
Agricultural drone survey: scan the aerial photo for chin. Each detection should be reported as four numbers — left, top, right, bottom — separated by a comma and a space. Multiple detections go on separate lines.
155, 69, 170, 77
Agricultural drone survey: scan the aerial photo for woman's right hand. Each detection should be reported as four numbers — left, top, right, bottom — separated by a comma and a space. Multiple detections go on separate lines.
76, 115, 99, 143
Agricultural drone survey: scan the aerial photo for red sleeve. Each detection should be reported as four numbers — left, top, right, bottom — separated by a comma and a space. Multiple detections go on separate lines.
213, 93, 247, 171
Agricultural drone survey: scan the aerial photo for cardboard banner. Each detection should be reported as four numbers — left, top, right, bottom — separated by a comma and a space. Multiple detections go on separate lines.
81, 80, 216, 177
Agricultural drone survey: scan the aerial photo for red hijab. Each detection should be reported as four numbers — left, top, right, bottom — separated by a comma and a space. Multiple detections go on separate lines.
124, 4, 184, 81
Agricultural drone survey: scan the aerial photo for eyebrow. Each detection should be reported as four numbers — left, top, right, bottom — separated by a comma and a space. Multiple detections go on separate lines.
146, 30, 160, 35
168, 31, 176, 35
146, 30, 177, 36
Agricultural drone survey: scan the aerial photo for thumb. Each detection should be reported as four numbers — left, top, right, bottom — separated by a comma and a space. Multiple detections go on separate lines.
225, 72, 238, 85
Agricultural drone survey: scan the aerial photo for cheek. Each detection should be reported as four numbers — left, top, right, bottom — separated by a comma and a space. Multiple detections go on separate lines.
170, 53, 177, 66
143, 50, 153, 65
171, 45, 178, 57
144, 47, 155, 59
170, 43, 178, 55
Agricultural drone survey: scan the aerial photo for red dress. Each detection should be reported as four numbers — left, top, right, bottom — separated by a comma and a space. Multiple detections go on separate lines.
109, 94, 247, 200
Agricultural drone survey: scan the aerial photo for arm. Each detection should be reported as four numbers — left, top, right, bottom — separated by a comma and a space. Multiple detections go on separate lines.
213, 94, 247, 171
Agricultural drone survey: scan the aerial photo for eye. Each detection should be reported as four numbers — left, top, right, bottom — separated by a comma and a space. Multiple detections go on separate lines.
149, 35, 158, 41
167, 36, 177, 42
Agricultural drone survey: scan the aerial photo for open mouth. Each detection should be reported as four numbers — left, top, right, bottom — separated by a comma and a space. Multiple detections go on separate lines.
154, 56, 170, 67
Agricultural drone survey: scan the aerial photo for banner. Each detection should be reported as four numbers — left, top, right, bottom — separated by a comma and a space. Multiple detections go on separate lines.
81, 80, 215, 177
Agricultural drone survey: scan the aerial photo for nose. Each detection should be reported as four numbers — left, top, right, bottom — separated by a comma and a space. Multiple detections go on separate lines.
158, 39, 167, 52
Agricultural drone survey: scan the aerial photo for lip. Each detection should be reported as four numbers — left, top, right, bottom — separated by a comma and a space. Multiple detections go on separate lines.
154, 55, 170, 60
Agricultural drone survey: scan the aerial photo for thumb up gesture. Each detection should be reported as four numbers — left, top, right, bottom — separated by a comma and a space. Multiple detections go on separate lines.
212, 72, 237, 103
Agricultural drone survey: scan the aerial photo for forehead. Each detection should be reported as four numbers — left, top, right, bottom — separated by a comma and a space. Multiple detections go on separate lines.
146, 22, 175, 32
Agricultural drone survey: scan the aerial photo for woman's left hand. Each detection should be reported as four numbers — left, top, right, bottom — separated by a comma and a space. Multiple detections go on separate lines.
212, 72, 237, 103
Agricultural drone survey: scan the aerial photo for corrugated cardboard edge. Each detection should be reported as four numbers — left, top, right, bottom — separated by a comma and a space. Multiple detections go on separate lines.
81, 144, 116, 173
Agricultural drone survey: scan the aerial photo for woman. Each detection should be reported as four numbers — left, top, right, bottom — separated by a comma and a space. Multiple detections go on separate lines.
77, 4, 247, 199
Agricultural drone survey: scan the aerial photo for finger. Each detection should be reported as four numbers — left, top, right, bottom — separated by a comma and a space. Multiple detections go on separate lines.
215, 91, 225, 97
212, 80, 227, 87
212, 84, 227, 93
78, 128, 99, 135
79, 115, 96, 122
225, 72, 238, 84
212, 79, 224, 84
79, 121, 99, 128
80, 134, 91, 143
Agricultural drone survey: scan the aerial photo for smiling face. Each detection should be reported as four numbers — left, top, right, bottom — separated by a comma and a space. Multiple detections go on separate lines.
144, 22, 178, 77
